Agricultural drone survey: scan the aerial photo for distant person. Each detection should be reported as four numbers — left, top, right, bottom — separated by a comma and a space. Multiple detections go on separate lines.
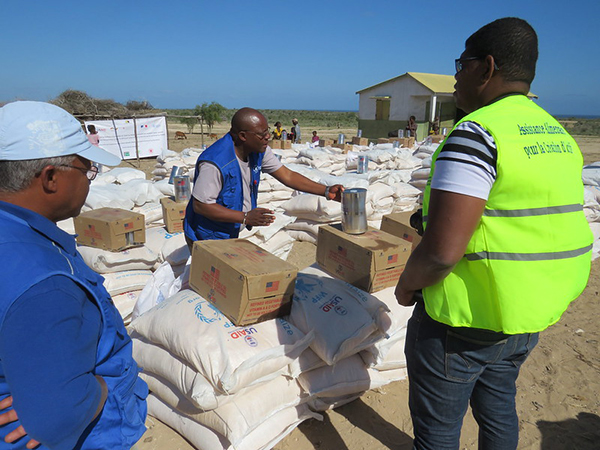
289, 127, 296, 142
0, 101, 147, 449
429, 116, 441, 135
311, 131, 320, 143
184, 108, 344, 244
86, 124, 100, 146
292, 118, 301, 143
405, 115, 417, 138
272, 121, 283, 140
394, 17, 592, 449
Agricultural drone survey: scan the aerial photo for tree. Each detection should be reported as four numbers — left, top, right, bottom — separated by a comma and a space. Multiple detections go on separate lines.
179, 117, 198, 134
194, 102, 226, 146
126, 100, 154, 111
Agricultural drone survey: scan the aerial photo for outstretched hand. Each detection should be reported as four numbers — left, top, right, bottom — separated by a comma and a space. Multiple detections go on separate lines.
246, 208, 276, 227
326, 184, 344, 202
0, 396, 40, 449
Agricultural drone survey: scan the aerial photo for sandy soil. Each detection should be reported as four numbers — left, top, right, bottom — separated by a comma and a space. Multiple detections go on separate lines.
134, 129, 600, 450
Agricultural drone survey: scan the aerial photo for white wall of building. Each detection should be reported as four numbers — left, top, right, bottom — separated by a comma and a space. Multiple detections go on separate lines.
358, 76, 435, 122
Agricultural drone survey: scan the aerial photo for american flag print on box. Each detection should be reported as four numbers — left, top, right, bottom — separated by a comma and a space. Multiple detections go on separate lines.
265, 280, 279, 292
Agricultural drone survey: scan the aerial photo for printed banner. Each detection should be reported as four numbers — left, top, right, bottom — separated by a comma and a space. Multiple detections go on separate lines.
84, 116, 167, 160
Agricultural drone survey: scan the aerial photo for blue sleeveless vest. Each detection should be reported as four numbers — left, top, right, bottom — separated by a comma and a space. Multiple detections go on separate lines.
0, 205, 147, 449
184, 133, 264, 241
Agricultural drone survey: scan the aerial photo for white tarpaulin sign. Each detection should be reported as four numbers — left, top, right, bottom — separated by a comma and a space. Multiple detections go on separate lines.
85, 116, 167, 160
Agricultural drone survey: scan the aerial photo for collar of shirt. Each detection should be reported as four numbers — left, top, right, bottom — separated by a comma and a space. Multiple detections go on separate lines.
0, 200, 78, 256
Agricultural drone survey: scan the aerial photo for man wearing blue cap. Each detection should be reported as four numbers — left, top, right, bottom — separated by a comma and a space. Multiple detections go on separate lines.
0, 102, 147, 449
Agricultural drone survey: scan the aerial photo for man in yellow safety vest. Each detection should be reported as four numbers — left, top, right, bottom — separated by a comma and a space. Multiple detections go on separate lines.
395, 17, 592, 450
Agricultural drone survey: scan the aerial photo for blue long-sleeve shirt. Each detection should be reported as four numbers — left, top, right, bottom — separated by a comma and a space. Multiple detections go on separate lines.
0, 274, 103, 448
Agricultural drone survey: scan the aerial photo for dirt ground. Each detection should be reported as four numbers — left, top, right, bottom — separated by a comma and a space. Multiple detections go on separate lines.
134, 130, 600, 450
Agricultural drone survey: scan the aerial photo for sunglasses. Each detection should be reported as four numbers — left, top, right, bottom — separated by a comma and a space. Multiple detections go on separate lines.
455, 56, 500, 73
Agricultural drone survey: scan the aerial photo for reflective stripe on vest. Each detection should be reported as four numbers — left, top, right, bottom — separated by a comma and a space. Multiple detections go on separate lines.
422, 95, 592, 334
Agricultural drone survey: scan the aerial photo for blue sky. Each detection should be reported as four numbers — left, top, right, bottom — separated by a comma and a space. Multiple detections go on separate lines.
1, 0, 598, 116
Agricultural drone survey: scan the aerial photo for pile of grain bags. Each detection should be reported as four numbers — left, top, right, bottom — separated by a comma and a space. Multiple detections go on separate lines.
129, 263, 414, 449
130, 289, 318, 450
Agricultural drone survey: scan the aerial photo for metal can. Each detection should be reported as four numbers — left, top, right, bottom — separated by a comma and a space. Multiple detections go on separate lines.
341, 188, 368, 234
398, 129, 404, 138
357, 155, 368, 174
282, 130, 287, 141
338, 133, 345, 145
357, 129, 362, 137
173, 175, 191, 203
168, 166, 180, 185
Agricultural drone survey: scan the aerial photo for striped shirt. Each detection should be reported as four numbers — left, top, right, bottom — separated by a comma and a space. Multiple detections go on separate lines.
431, 121, 497, 200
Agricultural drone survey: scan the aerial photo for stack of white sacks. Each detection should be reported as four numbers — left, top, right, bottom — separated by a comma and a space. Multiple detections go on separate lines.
128, 261, 413, 450
61, 138, 600, 449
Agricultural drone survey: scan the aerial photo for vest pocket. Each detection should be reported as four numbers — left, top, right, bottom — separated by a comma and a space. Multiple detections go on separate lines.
115, 363, 148, 440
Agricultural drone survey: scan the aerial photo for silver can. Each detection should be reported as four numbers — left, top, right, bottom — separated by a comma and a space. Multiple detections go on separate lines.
341, 188, 367, 234
174, 175, 191, 203
357, 155, 368, 174
338, 133, 345, 145
357, 129, 362, 137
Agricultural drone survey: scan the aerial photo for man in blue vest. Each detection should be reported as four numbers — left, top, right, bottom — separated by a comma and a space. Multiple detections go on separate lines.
0, 101, 148, 449
394, 18, 592, 449
184, 107, 343, 244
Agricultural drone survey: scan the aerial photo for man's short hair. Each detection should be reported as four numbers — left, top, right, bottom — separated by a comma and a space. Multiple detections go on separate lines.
466, 17, 538, 85
0, 156, 75, 193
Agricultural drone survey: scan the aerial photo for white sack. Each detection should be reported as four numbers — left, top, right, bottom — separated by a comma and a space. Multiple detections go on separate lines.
78, 245, 159, 273
289, 266, 387, 365
105, 167, 146, 184
102, 270, 153, 296
147, 394, 321, 450
111, 290, 141, 324
144, 373, 304, 448
129, 289, 314, 393
280, 194, 341, 222
131, 261, 181, 320
132, 202, 164, 225
133, 337, 289, 411
298, 354, 407, 398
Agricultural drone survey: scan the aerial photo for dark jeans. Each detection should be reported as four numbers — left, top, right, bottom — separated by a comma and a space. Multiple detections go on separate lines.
405, 301, 539, 450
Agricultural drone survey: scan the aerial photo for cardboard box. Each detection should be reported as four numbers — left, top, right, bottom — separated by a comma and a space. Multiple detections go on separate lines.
430, 134, 446, 143
319, 139, 334, 147
189, 239, 298, 326
74, 208, 145, 251
268, 139, 282, 149
160, 196, 186, 233
316, 224, 411, 293
332, 143, 353, 153
281, 140, 292, 149
377, 138, 390, 144
351, 136, 369, 146
381, 211, 422, 251
402, 137, 415, 148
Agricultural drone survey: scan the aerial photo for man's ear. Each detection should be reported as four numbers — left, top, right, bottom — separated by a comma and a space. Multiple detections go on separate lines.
38, 165, 60, 193
481, 55, 499, 83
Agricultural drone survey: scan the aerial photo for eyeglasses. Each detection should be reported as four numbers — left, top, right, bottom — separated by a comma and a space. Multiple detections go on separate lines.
455, 56, 500, 73
57, 164, 99, 181
243, 129, 271, 140
455, 56, 483, 73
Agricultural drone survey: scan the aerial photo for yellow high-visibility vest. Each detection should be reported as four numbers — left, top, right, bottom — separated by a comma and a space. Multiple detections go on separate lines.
422, 95, 592, 334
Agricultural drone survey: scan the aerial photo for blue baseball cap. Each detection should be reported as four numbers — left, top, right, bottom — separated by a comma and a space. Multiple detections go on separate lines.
0, 101, 121, 166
